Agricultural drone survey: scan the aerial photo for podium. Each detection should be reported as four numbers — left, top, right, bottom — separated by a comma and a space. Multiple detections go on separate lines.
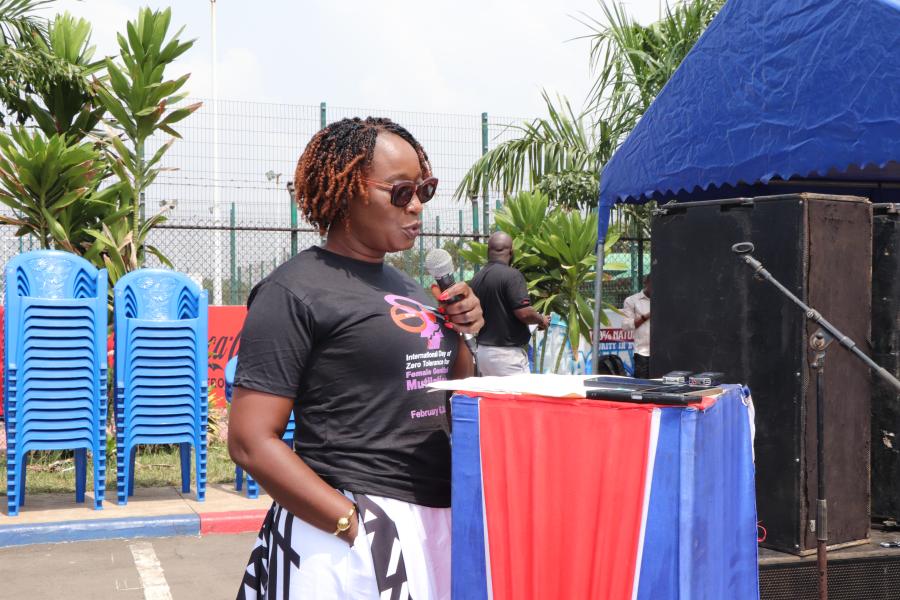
450, 379, 759, 600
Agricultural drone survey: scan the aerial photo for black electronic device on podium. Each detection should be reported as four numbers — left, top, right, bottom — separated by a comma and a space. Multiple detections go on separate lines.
583, 374, 722, 405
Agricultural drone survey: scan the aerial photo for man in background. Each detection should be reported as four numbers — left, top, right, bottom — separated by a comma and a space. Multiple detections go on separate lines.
622, 274, 651, 379
470, 231, 550, 376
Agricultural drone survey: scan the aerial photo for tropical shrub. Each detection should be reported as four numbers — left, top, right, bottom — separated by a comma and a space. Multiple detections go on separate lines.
460, 191, 625, 372
92, 7, 200, 281
0, 127, 119, 252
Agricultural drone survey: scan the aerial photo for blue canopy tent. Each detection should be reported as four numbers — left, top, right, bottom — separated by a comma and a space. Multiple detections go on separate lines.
592, 0, 900, 367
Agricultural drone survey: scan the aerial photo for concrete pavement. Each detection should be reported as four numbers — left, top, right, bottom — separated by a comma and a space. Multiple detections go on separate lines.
0, 531, 258, 599
0, 483, 272, 547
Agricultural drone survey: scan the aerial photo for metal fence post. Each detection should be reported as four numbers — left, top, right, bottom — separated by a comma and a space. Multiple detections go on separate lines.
418, 212, 425, 286
639, 234, 647, 283
288, 182, 298, 256
435, 216, 441, 247
319, 102, 327, 246
237, 266, 242, 301
481, 112, 490, 236
229, 202, 236, 305
630, 239, 640, 293
458, 209, 464, 281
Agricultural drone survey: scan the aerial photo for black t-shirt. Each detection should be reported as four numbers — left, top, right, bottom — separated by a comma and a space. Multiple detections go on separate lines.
469, 260, 532, 347
234, 246, 458, 507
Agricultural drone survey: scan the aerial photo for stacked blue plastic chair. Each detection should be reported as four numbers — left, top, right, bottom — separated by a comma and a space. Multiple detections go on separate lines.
224, 356, 296, 499
4, 250, 108, 516
114, 269, 208, 504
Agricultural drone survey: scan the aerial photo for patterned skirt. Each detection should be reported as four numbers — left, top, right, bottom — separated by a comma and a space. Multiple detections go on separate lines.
236, 493, 451, 600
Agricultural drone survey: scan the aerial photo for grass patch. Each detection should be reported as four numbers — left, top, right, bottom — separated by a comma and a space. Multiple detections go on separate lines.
0, 442, 238, 496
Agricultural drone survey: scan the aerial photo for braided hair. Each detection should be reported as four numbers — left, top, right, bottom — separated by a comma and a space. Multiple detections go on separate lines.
294, 117, 431, 234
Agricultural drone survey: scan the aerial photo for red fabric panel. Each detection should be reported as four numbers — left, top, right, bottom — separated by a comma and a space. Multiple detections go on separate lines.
479, 394, 654, 600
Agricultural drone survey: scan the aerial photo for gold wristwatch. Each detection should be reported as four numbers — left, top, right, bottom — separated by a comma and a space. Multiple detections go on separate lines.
333, 504, 358, 536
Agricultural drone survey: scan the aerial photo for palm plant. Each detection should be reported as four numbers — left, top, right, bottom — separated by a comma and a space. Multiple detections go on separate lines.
457, 0, 724, 222
93, 7, 200, 279
0, 0, 93, 126
460, 191, 625, 372
582, 0, 725, 115
455, 91, 635, 211
0, 126, 119, 251
27, 12, 105, 138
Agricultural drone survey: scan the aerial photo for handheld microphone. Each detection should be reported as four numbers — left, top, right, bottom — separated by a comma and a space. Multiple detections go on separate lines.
424, 248, 479, 359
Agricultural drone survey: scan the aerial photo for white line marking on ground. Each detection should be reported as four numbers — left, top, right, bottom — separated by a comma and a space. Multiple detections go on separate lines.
129, 541, 173, 600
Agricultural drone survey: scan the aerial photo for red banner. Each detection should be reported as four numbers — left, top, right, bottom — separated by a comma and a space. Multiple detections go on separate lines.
0, 306, 3, 418
207, 305, 247, 407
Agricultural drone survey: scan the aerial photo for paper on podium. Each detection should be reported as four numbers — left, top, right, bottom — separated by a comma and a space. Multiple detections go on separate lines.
428, 373, 625, 398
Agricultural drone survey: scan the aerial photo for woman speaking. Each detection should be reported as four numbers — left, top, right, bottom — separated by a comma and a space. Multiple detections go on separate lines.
228, 117, 483, 600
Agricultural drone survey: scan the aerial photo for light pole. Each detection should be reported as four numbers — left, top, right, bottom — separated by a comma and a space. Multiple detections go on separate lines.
211, 0, 223, 304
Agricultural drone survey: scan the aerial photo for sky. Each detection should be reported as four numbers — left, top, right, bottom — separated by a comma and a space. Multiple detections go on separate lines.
53, 0, 666, 118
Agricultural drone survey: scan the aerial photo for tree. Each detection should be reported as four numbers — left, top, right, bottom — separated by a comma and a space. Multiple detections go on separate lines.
582, 0, 725, 116
460, 191, 626, 372
0, 9, 116, 254
0, 126, 119, 251
0, 5, 200, 311
456, 0, 725, 232
27, 11, 105, 138
0, 0, 94, 127
91, 7, 200, 283
455, 90, 634, 212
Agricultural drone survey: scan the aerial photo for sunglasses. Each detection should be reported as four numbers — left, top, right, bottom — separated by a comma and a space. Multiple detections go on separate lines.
363, 176, 439, 207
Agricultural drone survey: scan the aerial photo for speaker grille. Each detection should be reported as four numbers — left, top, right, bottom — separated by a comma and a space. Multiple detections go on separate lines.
760, 557, 900, 600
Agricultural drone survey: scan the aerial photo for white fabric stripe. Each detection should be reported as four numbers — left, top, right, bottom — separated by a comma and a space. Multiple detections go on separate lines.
631, 408, 661, 600
387, 538, 401, 577
478, 398, 494, 600
129, 541, 173, 600
744, 391, 756, 462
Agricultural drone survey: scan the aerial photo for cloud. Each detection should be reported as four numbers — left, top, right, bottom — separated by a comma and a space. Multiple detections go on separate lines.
177, 46, 267, 101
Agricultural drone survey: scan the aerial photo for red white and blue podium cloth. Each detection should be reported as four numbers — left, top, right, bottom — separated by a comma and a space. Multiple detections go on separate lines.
450, 383, 758, 600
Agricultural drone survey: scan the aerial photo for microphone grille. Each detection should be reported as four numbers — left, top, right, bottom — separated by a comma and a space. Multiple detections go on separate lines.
425, 248, 454, 278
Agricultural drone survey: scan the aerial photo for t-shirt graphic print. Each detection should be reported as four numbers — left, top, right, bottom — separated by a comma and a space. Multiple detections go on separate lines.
384, 293, 453, 392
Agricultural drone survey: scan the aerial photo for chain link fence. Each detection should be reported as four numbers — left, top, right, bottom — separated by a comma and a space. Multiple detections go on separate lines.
603, 237, 651, 310
135, 99, 531, 304
0, 98, 649, 306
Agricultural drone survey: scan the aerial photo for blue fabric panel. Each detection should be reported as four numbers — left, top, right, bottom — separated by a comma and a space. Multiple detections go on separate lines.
679, 386, 759, 600
598, 0, 900, 217
451, 393, 488, 600
637, 408, 682, 600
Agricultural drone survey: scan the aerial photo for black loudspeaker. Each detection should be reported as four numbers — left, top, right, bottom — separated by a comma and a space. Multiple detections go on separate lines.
872, 203, 900, 521
651, 193, 872, 554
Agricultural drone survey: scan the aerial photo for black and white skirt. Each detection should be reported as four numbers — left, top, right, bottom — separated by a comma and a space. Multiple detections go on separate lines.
236, 493, 450, 600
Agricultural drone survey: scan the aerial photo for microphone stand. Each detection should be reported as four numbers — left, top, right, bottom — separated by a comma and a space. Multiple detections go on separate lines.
732, 243, 900, 600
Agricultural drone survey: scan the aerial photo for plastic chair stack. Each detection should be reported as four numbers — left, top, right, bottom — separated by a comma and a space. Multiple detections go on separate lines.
224, 356, 295, 499
4, 250, 108, 516
114, 270, 208, 504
